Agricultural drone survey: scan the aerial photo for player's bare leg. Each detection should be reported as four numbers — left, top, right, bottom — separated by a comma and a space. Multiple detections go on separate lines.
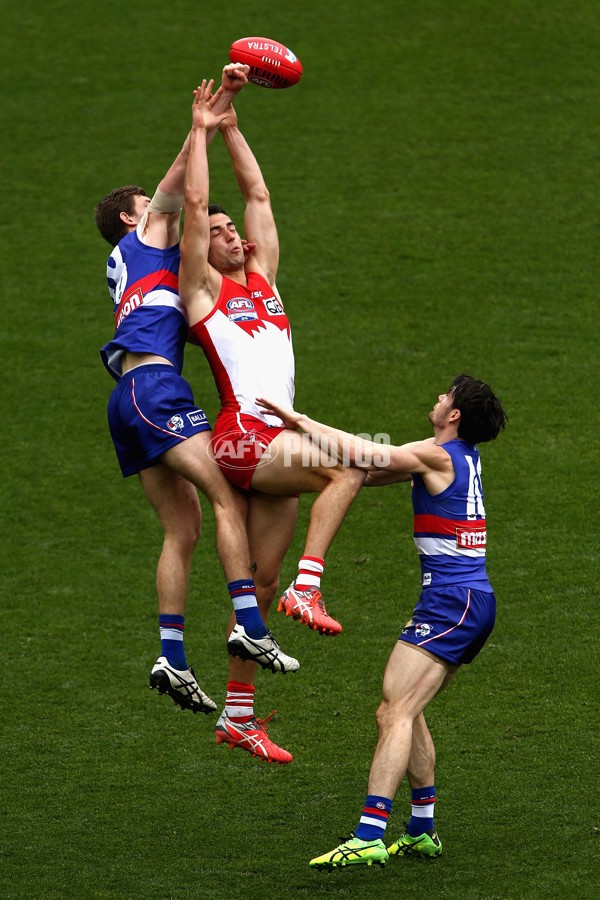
141, 462, 216, 713
163, 432, 298, 675
229, 492, 299, 672
309, 646, 448, 870
161, 431, 251, 581
216, 494, 298, 764
407, 713, 436, 789
250, 430, 366, 533
406, 667, 455, 788
140, 463, 201, 616
251, 429, 366, 634
367, 643, 448, 799
372, 645, 450, 859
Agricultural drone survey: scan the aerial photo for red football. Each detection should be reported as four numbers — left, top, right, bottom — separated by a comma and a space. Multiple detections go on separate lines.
229, 36, 303, 89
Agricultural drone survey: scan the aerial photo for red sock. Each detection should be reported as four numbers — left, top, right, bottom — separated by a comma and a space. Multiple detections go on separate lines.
225, 681, 255, 723
295, 556, 325, 591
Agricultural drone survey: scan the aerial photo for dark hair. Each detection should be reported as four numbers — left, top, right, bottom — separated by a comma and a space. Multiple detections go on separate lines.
450, 374, 508, 444
208, 204, 228, 217
95, 185, 147, 247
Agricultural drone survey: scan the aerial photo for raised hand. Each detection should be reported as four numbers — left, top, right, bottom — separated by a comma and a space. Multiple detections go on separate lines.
191, 79, 231, 132
220, 62, 250, 94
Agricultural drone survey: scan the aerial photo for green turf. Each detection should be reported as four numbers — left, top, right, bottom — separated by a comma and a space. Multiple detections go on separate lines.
1, 1, 599, 897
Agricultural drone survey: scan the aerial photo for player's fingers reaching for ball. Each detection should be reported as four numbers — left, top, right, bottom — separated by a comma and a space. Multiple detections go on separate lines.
193, 79, 218, 109
192, 82, 206, 102
195, 78, 214, 96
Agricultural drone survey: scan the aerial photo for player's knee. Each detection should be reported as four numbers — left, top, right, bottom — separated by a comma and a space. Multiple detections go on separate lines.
181, 523, 202, 553
348, 465, 368, 488
189, 517, 201, 548
375, 697, 411, 735
322, 461, 367, 487
210, 483, 247, 522
375, 699, 389, 735
166, 510, 201, 551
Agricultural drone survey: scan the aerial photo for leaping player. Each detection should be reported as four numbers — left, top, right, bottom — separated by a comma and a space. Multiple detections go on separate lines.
95, 66, 298, 731
179, 77, 366, 762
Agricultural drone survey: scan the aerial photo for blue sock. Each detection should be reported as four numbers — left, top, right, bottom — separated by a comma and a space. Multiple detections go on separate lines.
159, 614, 188, 670
355, 795, 393, 841
228, 579, 266, 638
407, 786, 436, 836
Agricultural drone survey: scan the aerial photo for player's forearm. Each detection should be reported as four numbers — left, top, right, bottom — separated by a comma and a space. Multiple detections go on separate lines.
364, 470, 410, 487
221, 124, 269, 202
184, 125, 210, 212
294, 413, 381, 469
206, 86, 238, 146
154, 132, 192, 198
157, 90, 234, 198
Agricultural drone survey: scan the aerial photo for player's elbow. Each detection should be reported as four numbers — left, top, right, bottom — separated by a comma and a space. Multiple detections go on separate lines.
246, 185, 271, 206
184, 188, 208, 213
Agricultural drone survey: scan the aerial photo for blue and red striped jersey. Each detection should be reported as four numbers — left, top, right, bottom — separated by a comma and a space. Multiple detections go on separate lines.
412, 439, 492, 590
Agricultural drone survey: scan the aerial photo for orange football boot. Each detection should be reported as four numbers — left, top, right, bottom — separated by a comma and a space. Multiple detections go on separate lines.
278, 584, 342, 636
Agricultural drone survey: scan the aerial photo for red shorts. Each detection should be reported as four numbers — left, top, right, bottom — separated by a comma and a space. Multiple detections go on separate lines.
212, 411, 286, 491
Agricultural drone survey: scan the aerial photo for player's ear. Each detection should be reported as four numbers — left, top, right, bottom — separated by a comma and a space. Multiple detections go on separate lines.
120, 210, 136, 227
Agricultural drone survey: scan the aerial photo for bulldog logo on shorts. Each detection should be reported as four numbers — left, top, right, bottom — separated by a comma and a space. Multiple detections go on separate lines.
166, 415, 185, 433
415, 623, 432, 637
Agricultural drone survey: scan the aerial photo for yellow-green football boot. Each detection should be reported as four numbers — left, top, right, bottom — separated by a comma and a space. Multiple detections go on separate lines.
387, 828, 442, 858
310, 834, 388, 870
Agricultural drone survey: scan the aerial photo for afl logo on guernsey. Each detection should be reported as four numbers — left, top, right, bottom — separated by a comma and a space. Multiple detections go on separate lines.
227, 298, 258, 322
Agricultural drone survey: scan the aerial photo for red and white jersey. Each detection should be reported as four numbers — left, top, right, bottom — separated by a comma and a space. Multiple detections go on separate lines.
190, 271, 295, 425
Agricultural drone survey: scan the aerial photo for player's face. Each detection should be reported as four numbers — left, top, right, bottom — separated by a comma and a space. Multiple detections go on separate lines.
208, 213, 245, 272
133, 194, 150, 222
428, 389, 456, 427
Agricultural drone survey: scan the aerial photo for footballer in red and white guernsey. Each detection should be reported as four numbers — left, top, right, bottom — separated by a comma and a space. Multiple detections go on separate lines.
179, 77, 367, 762
256, 374, 507, 868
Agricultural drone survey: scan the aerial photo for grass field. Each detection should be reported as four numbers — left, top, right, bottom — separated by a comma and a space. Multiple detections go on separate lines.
1, 1, 599, 897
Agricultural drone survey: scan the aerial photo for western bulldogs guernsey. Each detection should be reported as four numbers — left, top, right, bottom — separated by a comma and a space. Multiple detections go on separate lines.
100, 227, 188, 381
412, 439, 492, 591
190, 271, 295, 425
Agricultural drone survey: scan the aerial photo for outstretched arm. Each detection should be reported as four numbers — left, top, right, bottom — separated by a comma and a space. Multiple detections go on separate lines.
256, 397, 451, 484
219, 111, 279, 285
179, 80, 231, 323
141, 64, 249, 249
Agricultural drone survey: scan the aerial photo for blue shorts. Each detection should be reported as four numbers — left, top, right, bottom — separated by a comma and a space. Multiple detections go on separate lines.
399, 585, 496, 666
107, 364, 212, 477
